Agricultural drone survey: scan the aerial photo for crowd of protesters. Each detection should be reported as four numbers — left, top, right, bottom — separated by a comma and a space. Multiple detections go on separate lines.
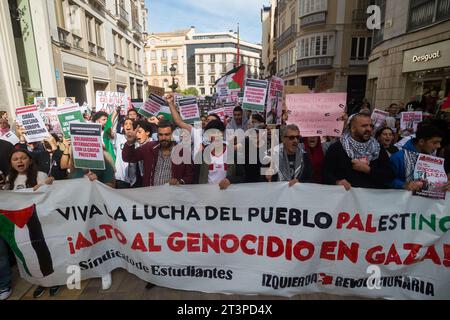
0, 91, 449, 300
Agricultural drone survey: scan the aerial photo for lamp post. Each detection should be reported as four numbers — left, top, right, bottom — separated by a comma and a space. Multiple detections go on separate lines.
169, 64, 178, 92
259, 61, 265, 80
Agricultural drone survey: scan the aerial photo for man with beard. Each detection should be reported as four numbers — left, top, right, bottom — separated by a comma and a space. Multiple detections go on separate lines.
323, 113, 394, 190
122, 120, 193, 187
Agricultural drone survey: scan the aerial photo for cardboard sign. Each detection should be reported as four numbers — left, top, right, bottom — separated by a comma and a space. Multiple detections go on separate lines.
178, 98, 200, 124
286, 93, 347, 137
0, 131, 20, 146
57, 104, 85, 139
140, 94, 166, 118
242, 79, 269, 112
96, 91, 128, 115
413, 154, 447, 200
70, 122, 105, 170
16, 105, 49, 143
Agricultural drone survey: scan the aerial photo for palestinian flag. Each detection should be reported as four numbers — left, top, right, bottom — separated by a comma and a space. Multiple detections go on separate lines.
215, 65, 246, 90
0, 205, 54, 277
103, 113, 116, 163
441, 93, 450, 113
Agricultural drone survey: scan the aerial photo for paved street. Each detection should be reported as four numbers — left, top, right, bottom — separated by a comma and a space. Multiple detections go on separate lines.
9, 267, 371, 300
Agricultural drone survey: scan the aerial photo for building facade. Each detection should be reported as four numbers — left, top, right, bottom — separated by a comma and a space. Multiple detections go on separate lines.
0, 0, 148, 119
145, 28, 263, 96
261, 0, 278, 78
274, 0, 373, 101
366, 0, 450, 109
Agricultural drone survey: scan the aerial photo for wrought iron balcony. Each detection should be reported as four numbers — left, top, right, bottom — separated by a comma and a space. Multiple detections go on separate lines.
353, 9, 370, 23
274, 24, 297, 50
90, 0, 106, 7
408, 0, 450, 31
116, 5, 129, 27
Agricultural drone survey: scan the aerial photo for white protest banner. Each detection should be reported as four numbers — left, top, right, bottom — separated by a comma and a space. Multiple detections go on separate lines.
414, 154, 448, 200
242, 79, 269, 112
0, 181, 449, 300
286, 93, 347, 137
266, 76, 284, 125
96, 91, 128, 115
0, 131, 20, 145
140, 94, 166, 118
16, 105, 49, 143
57, 104, 85, 139
70, 123, 105, 170
371, 109, 389, 131
224, 102, 235, 117
400, 112, 423, 133
178, 97, 200, 124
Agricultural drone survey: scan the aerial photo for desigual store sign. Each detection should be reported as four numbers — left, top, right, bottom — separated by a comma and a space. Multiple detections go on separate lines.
403, 40, 450, 73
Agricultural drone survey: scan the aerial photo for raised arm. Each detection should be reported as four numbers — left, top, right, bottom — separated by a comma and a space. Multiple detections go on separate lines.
166, 93, 193, 133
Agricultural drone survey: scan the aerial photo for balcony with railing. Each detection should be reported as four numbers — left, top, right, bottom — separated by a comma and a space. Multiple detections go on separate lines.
297, 56, 333, 70
408, 0, 450, 31
58, 27, 71, 48
132, 21, 142, 35
274, 24, 297, 50
88, 41, 96, 55
90, 0, 106, 7
72, 34, 83, 51
116, 5, 129, 27
353, 9, 370, 23
97, 46, 105, 58
300, 11, 327, 28
289, 64, 296, 74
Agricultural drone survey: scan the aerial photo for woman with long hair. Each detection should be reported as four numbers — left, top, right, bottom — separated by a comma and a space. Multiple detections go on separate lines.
375, 127, 399, 157
3, 150, 58, 299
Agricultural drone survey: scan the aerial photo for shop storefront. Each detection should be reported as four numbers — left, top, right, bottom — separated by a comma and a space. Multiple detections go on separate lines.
402, 40, 450, 112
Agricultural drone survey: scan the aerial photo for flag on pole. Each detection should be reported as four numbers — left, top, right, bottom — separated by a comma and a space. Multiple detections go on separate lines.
103, 114, 116, 163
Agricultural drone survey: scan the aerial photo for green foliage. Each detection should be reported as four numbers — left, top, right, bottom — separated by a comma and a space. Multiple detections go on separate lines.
181, 87, 199, 96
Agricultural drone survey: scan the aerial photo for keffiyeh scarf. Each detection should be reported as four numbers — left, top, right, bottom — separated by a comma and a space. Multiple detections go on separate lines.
341, 132, 381, 162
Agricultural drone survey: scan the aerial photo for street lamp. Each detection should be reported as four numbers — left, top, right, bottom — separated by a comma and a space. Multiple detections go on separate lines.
169, 64, 178, 92
259, 61, 265, 79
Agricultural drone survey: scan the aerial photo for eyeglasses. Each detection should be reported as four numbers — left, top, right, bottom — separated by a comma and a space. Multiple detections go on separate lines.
284, 135, 301, 141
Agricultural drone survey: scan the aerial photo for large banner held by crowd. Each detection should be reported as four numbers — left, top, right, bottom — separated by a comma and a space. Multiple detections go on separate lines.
286, 93, 347, 137
0, 181, 448, 300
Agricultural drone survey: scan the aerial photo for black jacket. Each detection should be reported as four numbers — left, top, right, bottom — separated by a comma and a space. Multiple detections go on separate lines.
323, 141, 394, 189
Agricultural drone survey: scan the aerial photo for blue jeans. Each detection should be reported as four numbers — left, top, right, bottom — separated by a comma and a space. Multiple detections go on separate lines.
0, 236, 12, 289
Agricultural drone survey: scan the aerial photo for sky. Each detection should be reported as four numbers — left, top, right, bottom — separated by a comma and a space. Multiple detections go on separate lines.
145, 0, 269, 44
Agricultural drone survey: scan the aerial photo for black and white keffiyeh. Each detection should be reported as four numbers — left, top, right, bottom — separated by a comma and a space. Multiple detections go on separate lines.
341, 132, 381, 162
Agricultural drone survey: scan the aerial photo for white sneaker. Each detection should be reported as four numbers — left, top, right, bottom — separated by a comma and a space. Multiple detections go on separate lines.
0, 287, 12, 300
101, 273, 112, 290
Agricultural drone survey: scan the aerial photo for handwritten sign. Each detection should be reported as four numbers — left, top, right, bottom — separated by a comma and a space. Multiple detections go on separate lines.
286, 93, 347, 137
266, 76, 284, 125
242, 79, 268, 112
96, 91, 128, 115
70, 123, 105, 170
400, 112, 423, 134
371, 109, 389, 131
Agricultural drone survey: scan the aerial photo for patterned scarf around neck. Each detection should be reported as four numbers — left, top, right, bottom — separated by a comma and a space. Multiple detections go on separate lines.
341, 132, 381, 162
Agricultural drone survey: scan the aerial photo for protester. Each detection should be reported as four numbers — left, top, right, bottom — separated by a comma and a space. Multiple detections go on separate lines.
34, 134, 68, 180
266, 124, 312, 186
226, 106, 248, 130
127, 108, 139, 122
122, 120, 193, 187
375, 127, 399, 157
0, 111, 8, 120
3, 150, 56, 298
303, 136, 325, 184
323, 113, 395, 190
0, 117, 9, 136
390, 125, 448, 191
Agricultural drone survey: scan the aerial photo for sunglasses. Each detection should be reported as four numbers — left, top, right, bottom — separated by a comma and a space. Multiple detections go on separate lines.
284, 135, 301, 141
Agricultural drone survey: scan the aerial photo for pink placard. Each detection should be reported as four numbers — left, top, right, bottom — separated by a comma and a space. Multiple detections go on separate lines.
286, 93, 347, 137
